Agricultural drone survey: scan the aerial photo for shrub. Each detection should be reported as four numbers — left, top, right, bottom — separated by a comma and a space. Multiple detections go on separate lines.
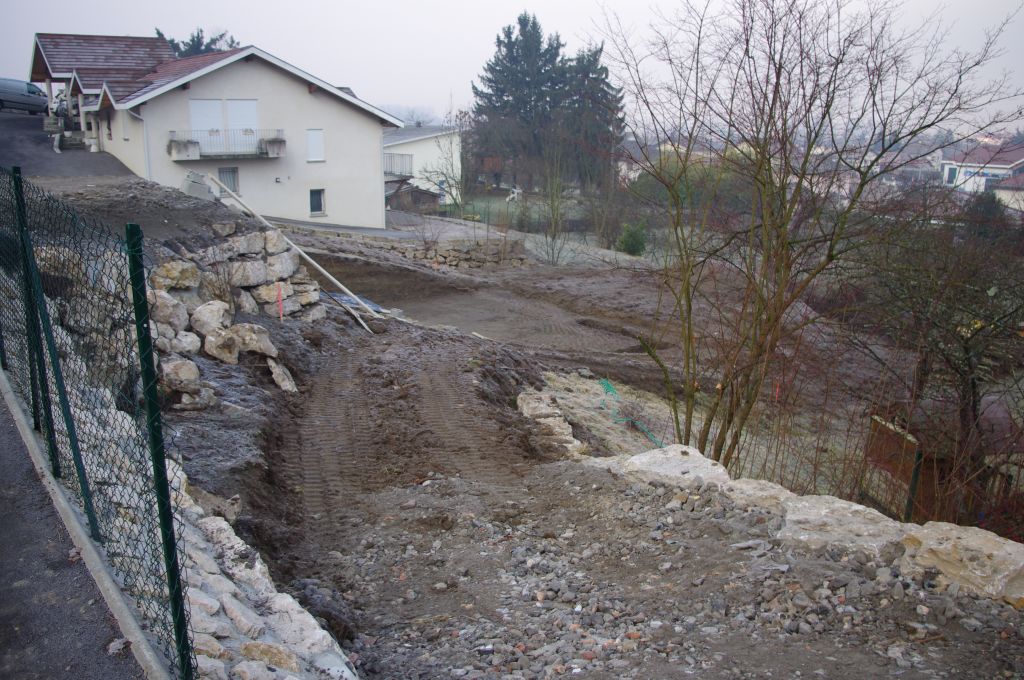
616, 221, 646, 256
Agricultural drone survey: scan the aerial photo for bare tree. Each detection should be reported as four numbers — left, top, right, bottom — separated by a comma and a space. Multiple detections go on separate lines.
602, 0, 1023, 469
420, 109, 469, 217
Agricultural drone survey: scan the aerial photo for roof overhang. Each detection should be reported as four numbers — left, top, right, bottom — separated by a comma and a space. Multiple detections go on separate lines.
29, 37, 70, 81
383, 129, 456, 147
116, 46, 404, 127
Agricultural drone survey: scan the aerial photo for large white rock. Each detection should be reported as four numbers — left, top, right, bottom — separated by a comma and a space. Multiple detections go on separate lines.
623, 445, 731, 489
267, 358, 297, 393
900, 522, 1024, 607
230, 323, 278, 357
160, 357, 201, 394
264, 593, 336, 657
203, 329, 241, 364
517, 391, 584, 455
251, 281, 294, 304
778, 495, 907, 558
235, 289, 259, 315
230, 260, 269, 288
170, 330, 201, 355
264, 229, 289, 255
266, 249, 300, 281
148, 289, 189, 333
191, 301, 232, 337
229, 231, 266, 256
724, 478, 796, 514
150, 260, 201, 290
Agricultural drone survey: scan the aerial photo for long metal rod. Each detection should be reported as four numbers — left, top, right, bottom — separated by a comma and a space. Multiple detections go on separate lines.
125, 222, 195, 680
203, 172, 381, 319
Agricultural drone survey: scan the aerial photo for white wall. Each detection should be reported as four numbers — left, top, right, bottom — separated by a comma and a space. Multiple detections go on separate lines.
385, 131, 461, 202
97, 58, 389, 228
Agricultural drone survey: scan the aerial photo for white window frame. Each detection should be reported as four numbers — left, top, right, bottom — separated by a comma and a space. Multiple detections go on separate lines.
218, 167, 240, 196
306, 129, 325, 162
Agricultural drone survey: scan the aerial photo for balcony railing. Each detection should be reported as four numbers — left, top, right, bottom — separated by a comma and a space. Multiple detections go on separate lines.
384, 152, 414, 177
167, 129, 286, 160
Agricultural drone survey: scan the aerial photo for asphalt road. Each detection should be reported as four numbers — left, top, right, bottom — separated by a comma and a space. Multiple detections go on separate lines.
0, 404, 143, 680
0, 110, 132, 177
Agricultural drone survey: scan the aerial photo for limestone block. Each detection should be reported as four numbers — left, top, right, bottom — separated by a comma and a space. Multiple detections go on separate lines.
299, 304, 326, 323
267, 358, 297, 393
239, 642, 300, 672
230, 260, 269, 288
219, 593, 265, 639
171, 331, 202, 355
266, 249, 300, 281
148, 289, 189, 332
230, 661, 276, 680
151, 260, 201, 290
184, 541, 221, 574
197, 516, 277, 597
624, 445, 731, 489
899, 522, 1024, 607
191, 608, 237, 639
265, 593, 336, 657
188, 587, 222, 616
196, 243, 234, 266
192, 632, 229, 660
191, 301, 233, 337
235, 289, 259, 315
723, 478, 795, 514
210, 221, 236, 237
160, 357, 201, 394
294, 290, 320, 306
261, 298, 302, 318
264, 229, 289, 255
229, 323, 278, 357
229, 232, 266, 256
204, 329, 241, 364
251, 281, 294, 304
779, 495, 907, 558
175, 387, 218, 411
196, 654, 229, 680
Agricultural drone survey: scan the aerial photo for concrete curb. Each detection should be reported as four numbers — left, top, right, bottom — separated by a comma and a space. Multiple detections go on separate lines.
0, 371, 173, 680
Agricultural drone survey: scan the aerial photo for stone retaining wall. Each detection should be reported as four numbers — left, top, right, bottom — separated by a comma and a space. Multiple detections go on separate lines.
517, 393, 1024, 610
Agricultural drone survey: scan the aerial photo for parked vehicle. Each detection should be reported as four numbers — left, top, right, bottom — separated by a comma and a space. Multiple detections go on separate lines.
0, 78, 48, 114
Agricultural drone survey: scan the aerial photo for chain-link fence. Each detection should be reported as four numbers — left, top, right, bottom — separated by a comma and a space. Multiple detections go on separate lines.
0, 166, 195, 679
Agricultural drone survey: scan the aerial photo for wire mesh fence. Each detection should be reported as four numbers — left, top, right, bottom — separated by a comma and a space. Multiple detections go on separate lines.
0, 166, 195, 679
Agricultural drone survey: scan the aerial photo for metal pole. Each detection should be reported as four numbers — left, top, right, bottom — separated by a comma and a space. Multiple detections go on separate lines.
12, 167, 60, 477
904, 448, 925, 523
22, 225, 103, 542
125, 223, 194, 680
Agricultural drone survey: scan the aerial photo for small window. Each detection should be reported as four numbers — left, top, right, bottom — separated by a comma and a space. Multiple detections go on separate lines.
218, 167, 239, 195
307, 129, 325, 162
310, 189, 325, 215
945, 167, 957, 185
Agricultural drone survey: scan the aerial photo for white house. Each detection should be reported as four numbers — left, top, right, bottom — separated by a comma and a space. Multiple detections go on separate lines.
30, 33, 403, 228
940, 144, 1024, 194
382, 124, 461, 206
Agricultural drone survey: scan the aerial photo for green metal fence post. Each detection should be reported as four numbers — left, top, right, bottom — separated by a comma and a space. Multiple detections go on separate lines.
12, 167, 61, 477
125, 223, 195, 680
903, 448, 925, 523
21, 229, 103, 542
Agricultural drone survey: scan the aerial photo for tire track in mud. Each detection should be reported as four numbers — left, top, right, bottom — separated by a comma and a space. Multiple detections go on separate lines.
412, 362, 530, 492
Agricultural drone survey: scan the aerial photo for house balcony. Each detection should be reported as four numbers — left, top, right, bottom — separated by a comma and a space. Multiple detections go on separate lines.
167, 129, 286, 161
383, 152, 414, 177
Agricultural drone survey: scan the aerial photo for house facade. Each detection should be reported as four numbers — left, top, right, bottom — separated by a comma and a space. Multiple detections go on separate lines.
30, 34, 403, 228
940, 144, 1024, 194
382, 124, 461, 207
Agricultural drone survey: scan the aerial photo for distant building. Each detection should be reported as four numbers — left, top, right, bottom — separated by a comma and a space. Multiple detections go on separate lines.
940, 144, 1024, 194
29, 33, 403, 228
382, 124, 461, 210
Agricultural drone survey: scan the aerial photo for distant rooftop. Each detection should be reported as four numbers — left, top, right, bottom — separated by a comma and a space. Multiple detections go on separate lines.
383, 124, 452, 146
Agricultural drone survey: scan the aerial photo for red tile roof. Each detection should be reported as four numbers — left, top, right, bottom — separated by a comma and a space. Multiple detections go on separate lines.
118, 49, 243, 104
32, 33, 175, 81
995, 173, 1024, 190
951, 144, 1024, 168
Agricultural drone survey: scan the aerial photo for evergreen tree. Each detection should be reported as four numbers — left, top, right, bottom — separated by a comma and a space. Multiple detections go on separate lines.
155, 28, 240, 58
471, 13, 622, 189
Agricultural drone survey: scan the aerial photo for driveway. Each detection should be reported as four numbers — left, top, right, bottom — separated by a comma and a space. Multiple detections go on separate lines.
0, 111, 132, 178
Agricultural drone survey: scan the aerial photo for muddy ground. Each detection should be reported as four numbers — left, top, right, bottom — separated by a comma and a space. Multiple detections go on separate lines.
44, 178, 1024, 678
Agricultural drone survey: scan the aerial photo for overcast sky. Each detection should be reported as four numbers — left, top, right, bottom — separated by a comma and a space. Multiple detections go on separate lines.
3, 0, 1022, 123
